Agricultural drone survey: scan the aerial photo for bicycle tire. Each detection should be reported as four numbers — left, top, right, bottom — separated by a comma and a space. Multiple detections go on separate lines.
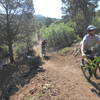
94, 63, 100, 78
81, 61, 92, 80
42, 48, 46, 57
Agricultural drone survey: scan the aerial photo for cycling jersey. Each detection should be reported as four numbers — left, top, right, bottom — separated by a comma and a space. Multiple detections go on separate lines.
41, 41, 47, 48
81, 34, 100, 51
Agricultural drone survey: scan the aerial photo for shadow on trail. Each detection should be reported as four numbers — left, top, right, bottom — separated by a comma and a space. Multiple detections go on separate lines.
89, 80, 100, 97
0, 55, 46, 100
43, 56, 51, 61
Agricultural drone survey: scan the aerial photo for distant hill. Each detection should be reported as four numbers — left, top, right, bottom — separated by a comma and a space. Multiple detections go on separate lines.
34, 14, 60, 26
34, 14, 59, 21
34, 15, 45, 21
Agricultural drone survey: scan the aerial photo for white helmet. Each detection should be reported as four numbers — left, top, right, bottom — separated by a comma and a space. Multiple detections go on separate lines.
87, 25, 97, 31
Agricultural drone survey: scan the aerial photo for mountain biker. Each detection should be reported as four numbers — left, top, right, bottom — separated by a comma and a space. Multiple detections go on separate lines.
80, 25, 100, 66
41, 40, 47, 57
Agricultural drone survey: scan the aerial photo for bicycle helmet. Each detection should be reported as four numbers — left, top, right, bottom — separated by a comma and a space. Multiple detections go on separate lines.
87, 25, 97, 31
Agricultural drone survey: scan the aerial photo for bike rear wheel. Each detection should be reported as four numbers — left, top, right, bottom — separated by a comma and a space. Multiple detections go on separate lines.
41, 48, 46, 57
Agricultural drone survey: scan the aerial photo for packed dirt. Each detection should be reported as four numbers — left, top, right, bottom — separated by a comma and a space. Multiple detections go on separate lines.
9, 46, 100, 100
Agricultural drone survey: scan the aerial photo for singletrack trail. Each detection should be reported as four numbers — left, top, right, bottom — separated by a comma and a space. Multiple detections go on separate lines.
42, 53, 100, 100
10, 47, 100, 100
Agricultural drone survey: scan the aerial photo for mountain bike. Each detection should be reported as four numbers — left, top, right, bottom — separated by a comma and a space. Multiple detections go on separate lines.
41, 46, 47, 58
81, 54, 100, 80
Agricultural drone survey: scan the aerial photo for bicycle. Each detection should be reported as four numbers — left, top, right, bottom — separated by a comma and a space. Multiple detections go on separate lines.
41, 46, 47, 58
81, 54, 100, 80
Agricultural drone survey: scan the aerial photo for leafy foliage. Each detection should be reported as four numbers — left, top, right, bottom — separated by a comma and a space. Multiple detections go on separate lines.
93, 10, 100, 31
87, 57, 100, 74
61, 0, 99, 37
40, 22, 80, 50
0, 0, 34, 62
0, 45, 8, 59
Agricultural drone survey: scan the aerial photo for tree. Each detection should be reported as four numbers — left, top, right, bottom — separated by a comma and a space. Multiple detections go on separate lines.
61, 0, 99, 36
45, 17, 54, 27
20, 13, 34, 52
0, 0, 34, 62
33, 19, 43, 41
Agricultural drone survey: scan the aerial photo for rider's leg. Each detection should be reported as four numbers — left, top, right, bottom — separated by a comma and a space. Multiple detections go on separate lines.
80, 50, 92, 67
41, 46, 44, 57
80, 59, 85, 67
42, 47, 45, 57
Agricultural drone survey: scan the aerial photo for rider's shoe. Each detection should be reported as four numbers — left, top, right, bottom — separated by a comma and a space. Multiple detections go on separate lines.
80, 59, 85, 67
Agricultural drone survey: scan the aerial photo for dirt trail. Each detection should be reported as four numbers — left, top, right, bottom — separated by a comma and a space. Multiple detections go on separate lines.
10, 50, 100, 100
42, 53, 100, 100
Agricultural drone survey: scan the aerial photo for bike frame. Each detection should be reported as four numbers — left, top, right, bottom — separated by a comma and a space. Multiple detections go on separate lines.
81, 55, 100, 80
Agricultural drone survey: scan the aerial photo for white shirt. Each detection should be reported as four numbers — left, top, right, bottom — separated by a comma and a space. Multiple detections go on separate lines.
81, 34, 100, 50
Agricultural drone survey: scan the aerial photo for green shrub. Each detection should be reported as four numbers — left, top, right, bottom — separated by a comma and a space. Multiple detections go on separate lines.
58, 47, 73, 55
0, 45, 8, 59
40, 22, 79, 50
13, 42, 27, 57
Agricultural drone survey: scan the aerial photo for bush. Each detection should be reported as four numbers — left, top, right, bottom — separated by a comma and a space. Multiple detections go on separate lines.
92, 16, 100, 32
58, 47, 73, 55
13, 42, 28, 57
26, 56, 42, 67
0, 45, 8, 59
40, 22, 80, 50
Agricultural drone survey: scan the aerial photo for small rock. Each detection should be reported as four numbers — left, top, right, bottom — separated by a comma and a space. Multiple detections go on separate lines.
29, 88, 37, 95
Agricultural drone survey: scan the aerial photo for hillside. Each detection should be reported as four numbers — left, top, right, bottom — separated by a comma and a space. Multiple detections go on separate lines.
34, 14, 60, 26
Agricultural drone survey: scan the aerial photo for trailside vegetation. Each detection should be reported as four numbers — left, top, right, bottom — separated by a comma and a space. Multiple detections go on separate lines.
40, 22, 80, 50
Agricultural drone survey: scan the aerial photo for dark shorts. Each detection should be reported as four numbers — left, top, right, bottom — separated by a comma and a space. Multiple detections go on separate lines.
85, 50, 94, 60
84, 50, 92, 55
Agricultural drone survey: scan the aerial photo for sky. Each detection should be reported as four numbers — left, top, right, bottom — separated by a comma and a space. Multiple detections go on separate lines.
33, 0, 100, 19
0, 0, 100, 18
33, 0, 62, 18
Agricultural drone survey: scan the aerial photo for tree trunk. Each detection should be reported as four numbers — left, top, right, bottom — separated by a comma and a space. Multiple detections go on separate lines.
8, 41, 14, 63
6, 0, 14, 63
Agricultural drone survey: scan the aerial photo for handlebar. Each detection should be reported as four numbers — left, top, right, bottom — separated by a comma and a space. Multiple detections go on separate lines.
86, 53, 100, 60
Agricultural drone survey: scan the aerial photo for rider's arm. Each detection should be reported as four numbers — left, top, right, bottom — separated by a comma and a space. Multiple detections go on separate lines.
97, 39, 100, 44
44, 41, 48, 47
46, 42, 48, 47
81, 42, 86, 57
96, 35, 100, 44
80, 35, 87, 58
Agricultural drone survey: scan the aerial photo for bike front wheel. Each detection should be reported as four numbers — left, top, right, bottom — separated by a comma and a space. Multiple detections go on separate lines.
81, 61, 92, 80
